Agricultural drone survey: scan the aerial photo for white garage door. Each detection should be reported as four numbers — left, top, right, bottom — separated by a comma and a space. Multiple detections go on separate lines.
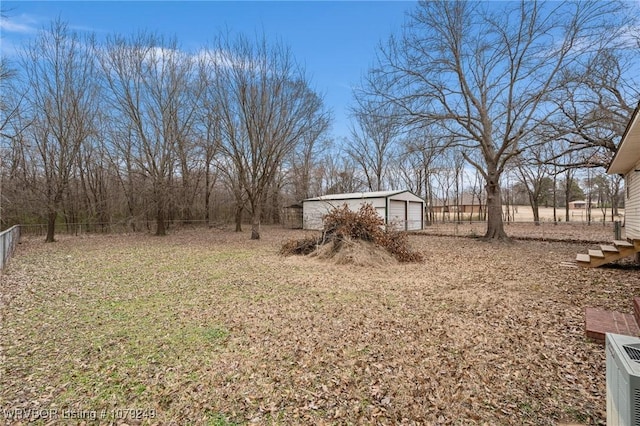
389, 200, 406, 230
407, 201, 423, 230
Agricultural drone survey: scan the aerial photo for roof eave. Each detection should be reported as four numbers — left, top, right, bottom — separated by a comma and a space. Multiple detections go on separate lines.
608, 101, 640, 175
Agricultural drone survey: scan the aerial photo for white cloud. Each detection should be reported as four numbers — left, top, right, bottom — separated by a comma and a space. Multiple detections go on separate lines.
618, 24, 640, 50
0, 14, 39, 34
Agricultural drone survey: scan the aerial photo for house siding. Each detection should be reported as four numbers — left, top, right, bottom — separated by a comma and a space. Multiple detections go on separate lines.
626, 164, 640, 240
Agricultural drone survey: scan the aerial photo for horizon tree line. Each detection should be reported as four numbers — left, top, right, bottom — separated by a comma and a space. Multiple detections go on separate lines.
1, 0, 639, 241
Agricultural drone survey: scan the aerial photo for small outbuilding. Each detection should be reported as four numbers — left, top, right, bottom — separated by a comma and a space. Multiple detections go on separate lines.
282, 203, 303, 229
302, 190, 425, 231
568, 200, 587, 209
608, 101, 640, 240
431, 193, 485, 215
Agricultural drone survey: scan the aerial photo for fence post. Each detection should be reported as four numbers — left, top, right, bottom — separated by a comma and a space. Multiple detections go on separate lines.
1, 230, 5, 270
614, 220, 622, 240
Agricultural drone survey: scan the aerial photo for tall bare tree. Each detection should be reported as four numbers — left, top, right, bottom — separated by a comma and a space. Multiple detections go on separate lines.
288, 129, 331, 201
548, 39, 640, 169
322, 152, 364, 195
98, 33, 201, 235
513, 145, 554, 225
195, 103, 222, 227
346, 98, 400, 192
206, 34, 329, 239
18, 20, 98, 242
365, 0, 626, 239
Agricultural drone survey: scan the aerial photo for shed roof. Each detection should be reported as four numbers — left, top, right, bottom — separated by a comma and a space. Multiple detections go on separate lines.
608, 101, 640, 175
303, 190, 421, 202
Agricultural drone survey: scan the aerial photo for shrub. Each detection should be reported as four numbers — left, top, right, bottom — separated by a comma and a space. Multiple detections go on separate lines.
280, 203, 424, 263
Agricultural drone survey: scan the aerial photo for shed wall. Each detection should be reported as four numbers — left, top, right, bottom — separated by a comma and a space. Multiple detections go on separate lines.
303, 198, 386, 230
407, 201, 424, 230
283, 206, 303, 229
302, 191, 425, 231
388, 191, 423, 202
388, 200, 406, 230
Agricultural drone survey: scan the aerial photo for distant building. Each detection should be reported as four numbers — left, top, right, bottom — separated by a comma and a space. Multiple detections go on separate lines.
282, 204, 303, 229
430, 193, 484, 215
568, 200, 587, 209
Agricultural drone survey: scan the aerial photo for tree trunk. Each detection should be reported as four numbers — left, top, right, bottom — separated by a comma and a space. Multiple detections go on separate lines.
46, 208, 57, 243
251, 202, 261, 240
565, 175, 571, 222
484, 174, 508, 240
529, 193, 540, 226
234, 203, 243, 232
205, 164, 211, 226
532, 204, 540, 225
553, 172, 557, 224
155, 199, 166, 236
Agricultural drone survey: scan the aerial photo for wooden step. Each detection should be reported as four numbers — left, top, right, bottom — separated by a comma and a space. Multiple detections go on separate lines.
588, 249, 605, 258
601, 245, 619, 253
614, 240, 634, 248
576, 253, 591, 263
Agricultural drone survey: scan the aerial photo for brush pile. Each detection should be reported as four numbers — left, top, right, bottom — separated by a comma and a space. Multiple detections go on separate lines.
280, 203, 424, 264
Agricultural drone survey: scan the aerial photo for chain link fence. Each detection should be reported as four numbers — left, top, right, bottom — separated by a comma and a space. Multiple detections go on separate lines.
419, 220, 622, 243
0, 225, 21, 270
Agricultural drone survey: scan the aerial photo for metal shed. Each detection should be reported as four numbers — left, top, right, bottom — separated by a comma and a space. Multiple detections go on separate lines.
282, 204, 303, 229
302, 190, 425, 231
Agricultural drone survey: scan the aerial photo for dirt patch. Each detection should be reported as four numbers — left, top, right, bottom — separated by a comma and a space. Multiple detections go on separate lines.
1, 226, 638, 425
309, 238, 398, 266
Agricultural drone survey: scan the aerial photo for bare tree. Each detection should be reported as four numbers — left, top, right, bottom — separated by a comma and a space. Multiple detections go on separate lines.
322, 152, 364, 195
76, 128, 113, 230
196, 105, 222, 227
206, 33, 330, 239
398, 128, 444, 223
0, 8, 23, 141
346, 98, 400, 192
365, 0, 625, 240
287, 130, 331, 201
513, 146, 554, 225
98, 33, 201, 236
548, 41, 640, 169
18, 19, 99, 242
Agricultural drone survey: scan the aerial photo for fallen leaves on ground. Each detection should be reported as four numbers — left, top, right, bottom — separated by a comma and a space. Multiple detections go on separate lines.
1, 224, 638, 425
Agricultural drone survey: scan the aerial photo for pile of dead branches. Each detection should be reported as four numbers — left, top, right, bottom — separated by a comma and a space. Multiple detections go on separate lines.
280, 204, 424, 263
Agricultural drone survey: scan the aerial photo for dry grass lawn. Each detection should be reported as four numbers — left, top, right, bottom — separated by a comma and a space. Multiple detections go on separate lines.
2, 225, 639, 425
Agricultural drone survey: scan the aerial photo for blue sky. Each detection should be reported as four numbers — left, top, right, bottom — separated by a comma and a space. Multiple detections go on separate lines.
1, 1, 416, 141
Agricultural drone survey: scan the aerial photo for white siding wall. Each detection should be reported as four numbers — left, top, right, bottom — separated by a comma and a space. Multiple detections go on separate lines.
388, 200, 406, 230
626, 164, 640, 240
407, 201, 424, 230
302, 192, 425, 231
303, 199, 386, 230
388, 191, 423, 202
